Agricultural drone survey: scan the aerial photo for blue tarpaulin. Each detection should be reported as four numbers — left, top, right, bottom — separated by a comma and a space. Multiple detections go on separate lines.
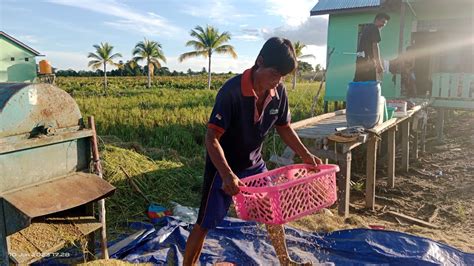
102, 217, 474, 265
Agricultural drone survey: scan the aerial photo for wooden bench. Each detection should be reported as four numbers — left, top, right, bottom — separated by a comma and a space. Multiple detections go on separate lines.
271, 101, 431, 217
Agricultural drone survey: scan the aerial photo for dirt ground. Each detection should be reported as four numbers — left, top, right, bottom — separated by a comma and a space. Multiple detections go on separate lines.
291, 111, 474, 253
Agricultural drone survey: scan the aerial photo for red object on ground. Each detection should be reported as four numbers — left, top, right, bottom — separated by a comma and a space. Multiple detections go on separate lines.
369, 225, 386, 230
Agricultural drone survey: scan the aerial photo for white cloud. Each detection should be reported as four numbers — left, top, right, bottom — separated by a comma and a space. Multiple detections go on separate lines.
179, 0, 253, 25
42, 50, 91, 70
264, 0, 317, 27
262, 16, 328, 46
46, 0, 185, 37
234, 34, 261, 41
299, 45, 327, 68
166, 55, 254, 73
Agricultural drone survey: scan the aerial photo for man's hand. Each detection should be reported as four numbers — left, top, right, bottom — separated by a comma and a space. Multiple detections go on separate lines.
301, 152, 323, 166
221, 172, 244, 196
376, 62, 384, 73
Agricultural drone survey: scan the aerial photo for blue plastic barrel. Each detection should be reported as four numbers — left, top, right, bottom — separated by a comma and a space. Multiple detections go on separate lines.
346, 81, 381, 128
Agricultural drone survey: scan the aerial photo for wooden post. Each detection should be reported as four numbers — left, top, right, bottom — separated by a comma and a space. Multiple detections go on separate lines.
88, 116, 109, 260
413, 120, 419, 160
86, 232, 96, 262
323, 101, 329, 113
85, 202, 96, 262
387, 127, 396, 188
436, 108, 445, 141
401, 119, 410, 172
365, 137, 378, 210
337, 152, 352, 217
421, 112, 427, 153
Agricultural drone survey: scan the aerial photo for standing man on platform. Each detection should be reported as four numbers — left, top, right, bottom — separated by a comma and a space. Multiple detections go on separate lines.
354, 13, 391, 82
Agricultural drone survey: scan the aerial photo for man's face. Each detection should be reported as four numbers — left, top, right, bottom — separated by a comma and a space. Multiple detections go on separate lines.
258, 67, 283, 91
375, 18, 388, 29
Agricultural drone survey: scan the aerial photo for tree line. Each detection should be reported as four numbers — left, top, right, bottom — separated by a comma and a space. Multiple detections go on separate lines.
60, 24, 323, 92
55, 65, 224, 77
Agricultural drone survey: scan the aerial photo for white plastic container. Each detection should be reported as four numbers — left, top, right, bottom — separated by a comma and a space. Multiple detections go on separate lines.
376, 96, 386, 125
387, 100, 407, 117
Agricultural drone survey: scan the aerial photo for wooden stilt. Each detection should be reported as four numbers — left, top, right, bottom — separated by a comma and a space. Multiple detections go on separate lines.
413, 122, 419, 160
436, 108, 445, 141
388, 127, 396, 188
401, 119, 410, 172
365, 138, 378, 210
421, 112, 427, 153
88, 116, 109, 260
337, 152, 352, 217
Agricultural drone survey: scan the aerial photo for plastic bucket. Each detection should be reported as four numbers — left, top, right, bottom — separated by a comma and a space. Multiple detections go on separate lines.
346, 81, 381, 128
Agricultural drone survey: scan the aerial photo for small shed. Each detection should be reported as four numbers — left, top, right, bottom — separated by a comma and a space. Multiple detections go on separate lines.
311, 0, 474, 110
0, 31, 41, 82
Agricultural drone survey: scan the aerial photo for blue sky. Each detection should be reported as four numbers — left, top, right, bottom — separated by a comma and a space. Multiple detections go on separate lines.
1, 0, 328, 73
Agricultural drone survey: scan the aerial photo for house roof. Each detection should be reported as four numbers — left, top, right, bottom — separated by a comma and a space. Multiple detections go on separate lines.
0, 31, 41, 56
311, 0, 382, 16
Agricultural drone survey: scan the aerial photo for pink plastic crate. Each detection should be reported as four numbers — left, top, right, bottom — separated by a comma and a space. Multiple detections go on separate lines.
233, 164, 339, 225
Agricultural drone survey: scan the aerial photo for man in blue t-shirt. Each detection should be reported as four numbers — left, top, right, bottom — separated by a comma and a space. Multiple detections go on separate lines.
183, 37, 322, 266
354, 13, 390, 82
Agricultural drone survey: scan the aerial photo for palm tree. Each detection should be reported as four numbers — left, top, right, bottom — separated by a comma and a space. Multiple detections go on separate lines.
179, 25, 237, 90
292, 41, 315, 90
88, 42, 122, 92
132, 38, 166, 88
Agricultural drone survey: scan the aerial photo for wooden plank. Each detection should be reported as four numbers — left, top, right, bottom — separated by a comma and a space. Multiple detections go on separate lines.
388, 128, 396, 188
291, 109, 345, 130
296, 119, 347, 139
462, 74, 471, 98
373, 118, 398, 134
337, 152, 352, 217
450, 73, 458, 98
470, 74, 474, 98
387, 211, 440, 229
432, 99, 474, 109
401, 119, 410, 172
88, 116, 110, 260
440, 73, 450, 98
413, 119, 419, 160
431, 73, 441, 97
342, 139, 366, 154
455, 73, 463, 97
421, 114, 427, 153
365, 138, 378, 210
436, 108, 445, 141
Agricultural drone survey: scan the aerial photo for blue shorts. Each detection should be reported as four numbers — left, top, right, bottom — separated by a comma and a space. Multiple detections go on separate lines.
196, 163, 267, 229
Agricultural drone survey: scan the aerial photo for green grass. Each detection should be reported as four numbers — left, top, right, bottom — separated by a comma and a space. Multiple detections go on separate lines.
57, 76, 325, 230
66, 77, 325, 162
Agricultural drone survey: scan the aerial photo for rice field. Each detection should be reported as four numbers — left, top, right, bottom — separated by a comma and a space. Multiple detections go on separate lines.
56, 75, 326, 232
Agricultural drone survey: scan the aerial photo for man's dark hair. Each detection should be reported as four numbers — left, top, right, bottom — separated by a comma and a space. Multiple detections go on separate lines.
375, 13, 391, 21
256, 37, 297, 76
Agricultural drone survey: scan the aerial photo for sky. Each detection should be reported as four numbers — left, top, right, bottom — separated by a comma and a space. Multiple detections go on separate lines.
1, 0, 328, 73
